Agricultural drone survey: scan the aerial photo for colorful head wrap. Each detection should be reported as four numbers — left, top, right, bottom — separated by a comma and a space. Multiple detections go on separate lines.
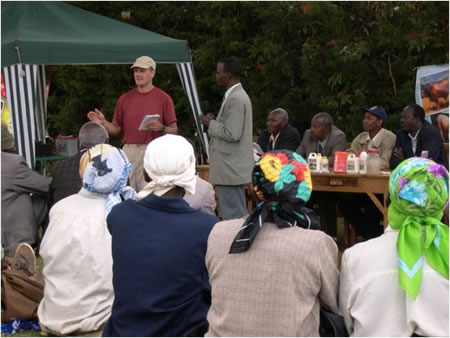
229, 150, 320, 254
388, 157, 449, 299
136, 135, 196, 201
80, 144, 136, 215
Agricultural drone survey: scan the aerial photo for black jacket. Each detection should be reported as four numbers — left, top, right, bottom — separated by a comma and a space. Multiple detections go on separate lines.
390, 120, 448, 169
257, 124, 301, 153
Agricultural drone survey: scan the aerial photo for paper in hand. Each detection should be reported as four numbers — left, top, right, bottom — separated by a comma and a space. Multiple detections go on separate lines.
138, 114, 160, 131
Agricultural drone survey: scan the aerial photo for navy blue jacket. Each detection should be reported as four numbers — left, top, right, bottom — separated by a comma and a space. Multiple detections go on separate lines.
390, 120, 448, 169
103, 194, 219, 337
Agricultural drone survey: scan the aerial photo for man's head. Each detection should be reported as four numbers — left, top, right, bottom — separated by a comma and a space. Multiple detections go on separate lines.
130, 56, 156, 90
310, 112, 333, 141
78, 121, 109, 150
266, 108, 289, 135
216, 56, 242, 89
400, 104, 425, 133
361, 105, 387, 134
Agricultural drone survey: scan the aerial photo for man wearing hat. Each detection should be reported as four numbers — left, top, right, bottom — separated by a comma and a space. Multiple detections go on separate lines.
338, 105, 396, 241
87, 56, 178, 192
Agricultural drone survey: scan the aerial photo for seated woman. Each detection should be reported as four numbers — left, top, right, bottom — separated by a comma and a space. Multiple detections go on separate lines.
339, 157, 449, 336
38, 144, 135, 336
103, 135, 219, 337
205, 150, 339, 336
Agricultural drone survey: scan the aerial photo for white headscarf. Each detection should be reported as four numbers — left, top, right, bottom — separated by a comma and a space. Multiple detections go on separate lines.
136, 134, 196, 201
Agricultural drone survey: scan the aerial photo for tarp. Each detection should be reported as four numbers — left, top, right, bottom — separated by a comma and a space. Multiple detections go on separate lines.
1, 1, 208, 167
1, 1, 191, 66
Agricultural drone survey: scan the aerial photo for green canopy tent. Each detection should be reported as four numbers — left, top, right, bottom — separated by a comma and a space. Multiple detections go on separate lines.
1, 1, 208, 167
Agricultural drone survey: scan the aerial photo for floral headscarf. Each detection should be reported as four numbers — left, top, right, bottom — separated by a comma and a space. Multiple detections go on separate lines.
80, 144, 136, 215
229, 150, 320, 254
388, 157, 449, 299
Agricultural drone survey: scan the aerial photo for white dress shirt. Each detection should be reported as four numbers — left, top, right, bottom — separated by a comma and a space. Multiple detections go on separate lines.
339, 226, 449, 337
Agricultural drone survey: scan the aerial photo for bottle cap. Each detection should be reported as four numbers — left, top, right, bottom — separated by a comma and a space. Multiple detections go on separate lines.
367, 149, 380, 154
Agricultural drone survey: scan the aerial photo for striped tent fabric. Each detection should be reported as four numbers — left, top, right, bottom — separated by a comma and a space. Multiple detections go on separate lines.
2, 64, 47, 168
177, 62, 209, 159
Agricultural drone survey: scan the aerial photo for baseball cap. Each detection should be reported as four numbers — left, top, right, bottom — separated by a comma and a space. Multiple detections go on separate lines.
130, 56, 156, 70
361, 105, 387, 124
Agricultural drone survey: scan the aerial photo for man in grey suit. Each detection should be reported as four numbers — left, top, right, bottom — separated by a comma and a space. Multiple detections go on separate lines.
200, 57, 253, 220
1, 122, 51, 256
296, 112, 347, 239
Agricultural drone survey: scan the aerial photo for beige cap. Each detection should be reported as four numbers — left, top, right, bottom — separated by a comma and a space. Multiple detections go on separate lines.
130, 56, 156, 70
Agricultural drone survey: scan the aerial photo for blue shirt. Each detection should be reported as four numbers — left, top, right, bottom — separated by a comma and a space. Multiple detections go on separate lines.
103, 193, 219, 337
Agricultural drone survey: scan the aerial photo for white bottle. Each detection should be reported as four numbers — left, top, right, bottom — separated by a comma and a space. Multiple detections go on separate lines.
321, 156, 329, 173
308, 153, 319, 172
346, 153, 358, 174
359, 150, 368, 174
316, 153, 323, 173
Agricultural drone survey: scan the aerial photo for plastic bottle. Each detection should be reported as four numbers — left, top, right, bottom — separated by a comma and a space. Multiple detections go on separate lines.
321, 156, 329, 173
346, 153, 358, 174
316, 153, 323, 173
367, 149, 381, 175
359, 150, 368, 174
308, 153, 319, 172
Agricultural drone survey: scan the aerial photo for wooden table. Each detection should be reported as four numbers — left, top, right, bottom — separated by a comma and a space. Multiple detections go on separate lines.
311, 171, 390, 228
196, 165, 390, 227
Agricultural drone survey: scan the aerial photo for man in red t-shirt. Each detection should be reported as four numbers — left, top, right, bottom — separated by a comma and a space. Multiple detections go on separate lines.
88, 56, 178, 191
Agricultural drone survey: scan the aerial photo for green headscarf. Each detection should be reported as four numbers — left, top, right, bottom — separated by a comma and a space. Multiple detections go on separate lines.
388, 157, 449, 299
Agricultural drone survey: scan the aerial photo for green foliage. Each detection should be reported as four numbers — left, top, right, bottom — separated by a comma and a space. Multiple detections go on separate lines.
47, 1, 448, 147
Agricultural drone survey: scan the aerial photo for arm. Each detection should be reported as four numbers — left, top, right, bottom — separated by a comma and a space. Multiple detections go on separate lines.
87, 108, 121, 137
390, 133, 403, 169
147, 121, 178, 134
201, 183, 217, 216
207, 97, 246, 142
13, 157, 51, 195
339, 250, 355, 335
379, 133, 396, 170
257, 131, 269, 153
420, 125, 446, 165
295, 132, 308, 158
318, 235, 340, 314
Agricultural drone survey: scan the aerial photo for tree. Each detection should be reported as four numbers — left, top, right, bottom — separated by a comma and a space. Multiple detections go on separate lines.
47, 1, 448, 149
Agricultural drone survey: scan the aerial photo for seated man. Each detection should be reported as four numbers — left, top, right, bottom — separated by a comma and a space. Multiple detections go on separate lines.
296, 112, 347, 238
49, 121, 109, 206
338, 105, 396, 240
390, 104, 447, 169
339, 157, 449, 336
257, 108, 301, 152
206, 150, 339, 336
1, 122, 50, 256
104, 135, 219, 337
38, 144, 135, 336
184, 174, 217, 215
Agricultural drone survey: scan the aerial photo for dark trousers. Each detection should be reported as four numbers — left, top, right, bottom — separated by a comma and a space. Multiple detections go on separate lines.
307, 192, 337, 237
337, 193, 383, 241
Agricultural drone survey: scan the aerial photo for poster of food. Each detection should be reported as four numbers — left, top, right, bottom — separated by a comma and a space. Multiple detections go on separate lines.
416, 64, 449, 116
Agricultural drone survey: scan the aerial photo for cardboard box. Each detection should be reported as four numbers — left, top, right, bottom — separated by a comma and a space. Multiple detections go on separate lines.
55, 136, 78, 156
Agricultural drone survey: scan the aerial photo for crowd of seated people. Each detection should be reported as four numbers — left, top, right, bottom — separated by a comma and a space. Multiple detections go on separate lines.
1, 101, 448, 336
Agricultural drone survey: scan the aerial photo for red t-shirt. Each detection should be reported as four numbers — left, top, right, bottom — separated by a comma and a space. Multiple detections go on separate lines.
112, 87, 177, 145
